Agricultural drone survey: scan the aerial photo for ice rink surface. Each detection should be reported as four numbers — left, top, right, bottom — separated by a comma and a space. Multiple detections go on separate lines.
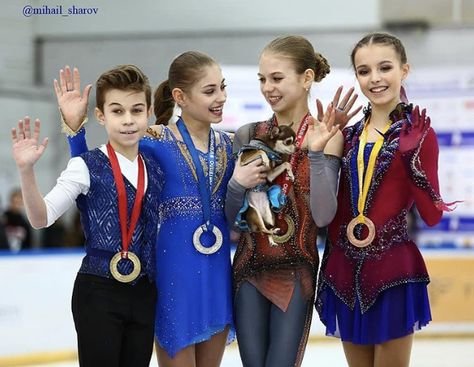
22, 337, 474, 367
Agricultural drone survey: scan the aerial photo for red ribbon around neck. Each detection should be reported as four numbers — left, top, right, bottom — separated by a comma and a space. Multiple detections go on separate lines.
273, 113, 310, 195
106, 143, 145, 258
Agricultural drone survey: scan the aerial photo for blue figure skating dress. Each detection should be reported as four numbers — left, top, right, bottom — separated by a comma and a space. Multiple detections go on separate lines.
141, 126, 235, 357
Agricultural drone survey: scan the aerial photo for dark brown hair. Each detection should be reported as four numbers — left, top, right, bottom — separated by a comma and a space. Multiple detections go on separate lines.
262, 35, 330, 83
95, 64, 151, 112
351, 32, 407, 70
154, 51, 217, 125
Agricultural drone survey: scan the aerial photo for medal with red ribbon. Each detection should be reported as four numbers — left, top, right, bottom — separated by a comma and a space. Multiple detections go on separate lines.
107, 143, 145, 283
271, 113, 310, 244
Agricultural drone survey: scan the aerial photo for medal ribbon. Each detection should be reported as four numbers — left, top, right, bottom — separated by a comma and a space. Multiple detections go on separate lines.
106, 143, 145, 258
176, 118, 216, 230
273, 112, 310, 196
355, 120, 391, 223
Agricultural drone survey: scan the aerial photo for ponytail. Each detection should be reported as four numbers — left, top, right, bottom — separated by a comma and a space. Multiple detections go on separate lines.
154, 80, 174, 125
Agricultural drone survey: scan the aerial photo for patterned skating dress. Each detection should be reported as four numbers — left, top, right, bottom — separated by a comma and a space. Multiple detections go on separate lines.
317, 103, 444, 344
141, 126, 235, 357
232, 118, 320, 367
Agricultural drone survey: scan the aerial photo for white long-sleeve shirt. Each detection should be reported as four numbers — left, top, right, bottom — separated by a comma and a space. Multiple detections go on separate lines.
43, 145, 148, 227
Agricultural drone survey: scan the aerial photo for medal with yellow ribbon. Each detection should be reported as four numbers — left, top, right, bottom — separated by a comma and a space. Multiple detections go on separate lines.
347, 120, 390, 248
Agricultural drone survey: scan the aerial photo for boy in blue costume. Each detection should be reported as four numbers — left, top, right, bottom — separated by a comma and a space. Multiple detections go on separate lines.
11, 65, 163, 367
56, 53, 251, 367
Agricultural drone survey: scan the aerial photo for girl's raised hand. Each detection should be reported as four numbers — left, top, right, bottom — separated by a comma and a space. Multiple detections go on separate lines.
53, 65, 92, 131
317, 86, 362, 130
11, 117, 48, 170
399, 105, 431, 153
307, 103, 338, 152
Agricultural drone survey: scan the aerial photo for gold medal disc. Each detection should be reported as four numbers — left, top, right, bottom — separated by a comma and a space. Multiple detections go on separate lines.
346, 216, 376, 248
110, 251, 141, 283
272, 214, 295, 244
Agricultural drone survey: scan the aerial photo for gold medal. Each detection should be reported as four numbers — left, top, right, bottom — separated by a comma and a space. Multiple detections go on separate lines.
348, 119, 390, 248
193, 224, 223, 255
272, 214, 295, 244
346, 215, 376, 248
109, 251, 141, 283
107, 144, 145, 283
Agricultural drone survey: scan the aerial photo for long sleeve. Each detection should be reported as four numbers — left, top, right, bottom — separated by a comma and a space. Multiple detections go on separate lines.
232, 123, 255, 154
44, 145, 147, 227
67, 127, 89, 157
309, 151, 340, 227
44, 157, 90, 226
406, 128, 443, 226
224, 177, 246, 228
224, 123, 255, 228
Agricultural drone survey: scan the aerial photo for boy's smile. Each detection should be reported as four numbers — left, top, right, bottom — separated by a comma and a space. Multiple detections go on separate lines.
95, 89, 150, 160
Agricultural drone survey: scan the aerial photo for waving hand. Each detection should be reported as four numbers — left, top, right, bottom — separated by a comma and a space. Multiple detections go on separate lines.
399, 105, 431, 153
11, 117, 48, 170
307, 103, 338, 152
53, 65, 92, 131
317, 86, 362, 130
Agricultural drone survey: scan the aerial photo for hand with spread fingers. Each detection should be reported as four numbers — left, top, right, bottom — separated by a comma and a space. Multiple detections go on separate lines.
307, 103, 338, 152
53, 65, 92, 131
11, 117, 48, 170
317, 86, 362, 130
399, 105, 431, 153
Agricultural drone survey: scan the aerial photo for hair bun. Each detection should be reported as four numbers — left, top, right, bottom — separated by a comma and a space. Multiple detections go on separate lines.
314, 53, 330, 82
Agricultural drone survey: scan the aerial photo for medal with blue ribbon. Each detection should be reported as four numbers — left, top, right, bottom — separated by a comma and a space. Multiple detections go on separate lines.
177, 118, 223, 255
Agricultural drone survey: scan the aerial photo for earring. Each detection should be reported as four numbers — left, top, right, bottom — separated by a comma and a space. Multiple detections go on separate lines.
305, 87, 309, 92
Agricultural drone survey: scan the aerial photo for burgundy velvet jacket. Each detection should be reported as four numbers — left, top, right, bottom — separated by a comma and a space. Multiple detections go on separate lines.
318, 103, 443, 313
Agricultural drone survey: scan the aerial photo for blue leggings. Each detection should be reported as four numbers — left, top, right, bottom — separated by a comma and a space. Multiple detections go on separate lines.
234, 281, 311, 367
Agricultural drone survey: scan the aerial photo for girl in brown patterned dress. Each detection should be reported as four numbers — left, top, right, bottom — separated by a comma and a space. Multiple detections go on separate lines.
225, 35, 361, 367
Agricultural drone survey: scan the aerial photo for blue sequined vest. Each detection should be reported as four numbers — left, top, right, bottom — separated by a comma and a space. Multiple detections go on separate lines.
76, 148, 163, 284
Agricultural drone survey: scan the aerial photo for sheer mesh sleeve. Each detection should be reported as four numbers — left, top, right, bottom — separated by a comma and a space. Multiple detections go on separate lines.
309, 151, 340, 227
232, 123, 256, 153
224, 123, 256, 228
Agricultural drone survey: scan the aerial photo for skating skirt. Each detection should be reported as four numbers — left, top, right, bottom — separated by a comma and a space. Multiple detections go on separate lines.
318, 282, 431, 344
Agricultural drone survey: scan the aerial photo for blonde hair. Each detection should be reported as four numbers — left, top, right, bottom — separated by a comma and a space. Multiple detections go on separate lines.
262, 35, 330, 82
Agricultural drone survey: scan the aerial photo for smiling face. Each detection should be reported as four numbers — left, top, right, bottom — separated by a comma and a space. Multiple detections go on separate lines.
258, 52, 310, 116
95, 89, 150, 159
179, 63, 227, 125
353, 44, 409, 111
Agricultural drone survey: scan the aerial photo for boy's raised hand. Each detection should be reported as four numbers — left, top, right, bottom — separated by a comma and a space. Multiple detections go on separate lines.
307, 103, 338, 152
11, 117, 49, 170
53, 66, 92, 131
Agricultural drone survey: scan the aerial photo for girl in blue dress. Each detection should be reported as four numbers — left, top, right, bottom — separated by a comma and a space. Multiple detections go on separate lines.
144, 51, 238, 366
56, 53, 263, 367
